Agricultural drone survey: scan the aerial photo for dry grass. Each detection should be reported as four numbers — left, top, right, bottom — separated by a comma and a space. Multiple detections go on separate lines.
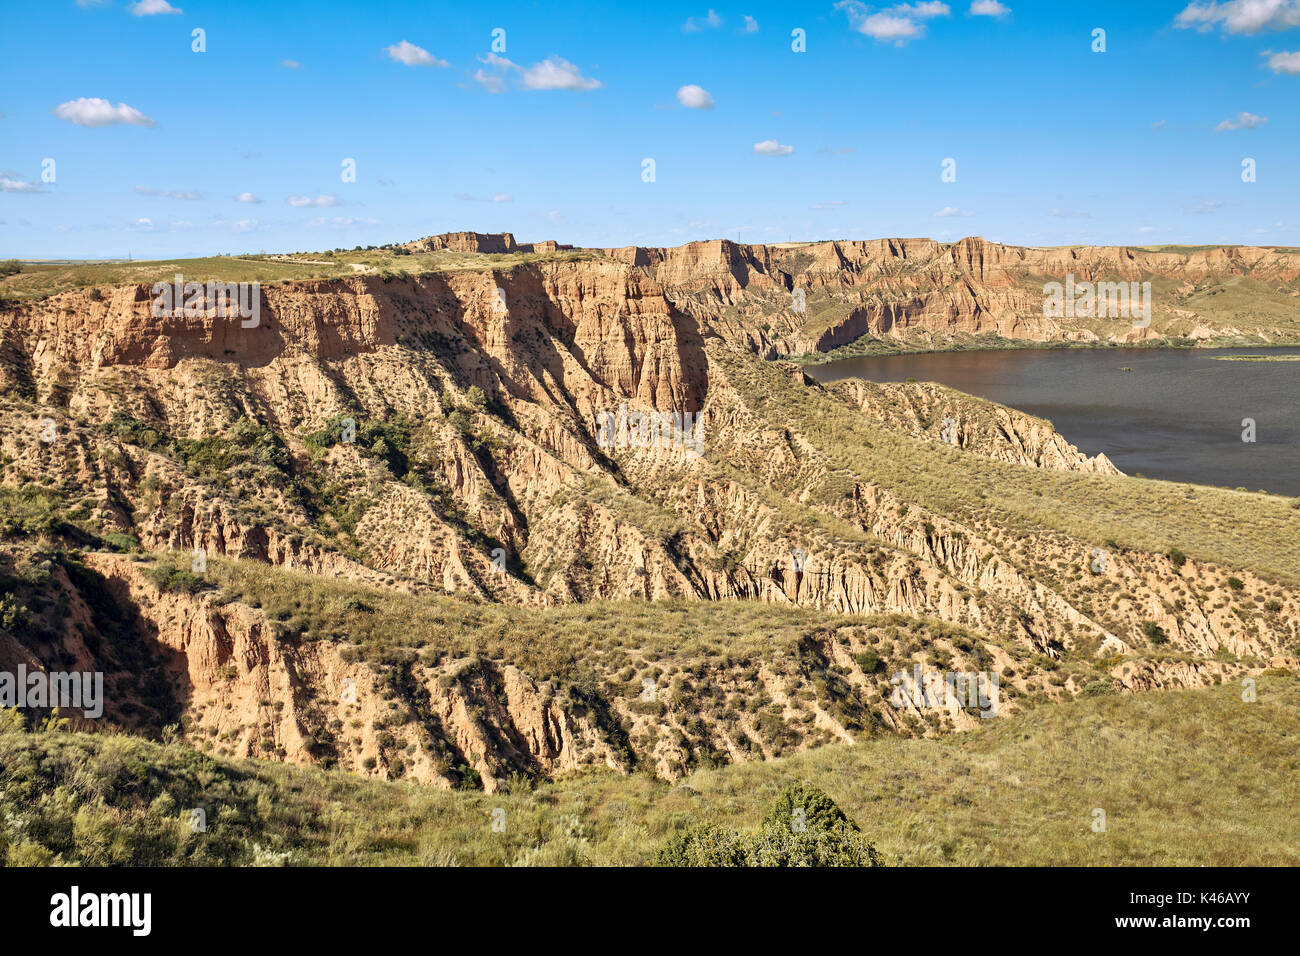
4, 676, 1294, 865
0, 248, 600, 302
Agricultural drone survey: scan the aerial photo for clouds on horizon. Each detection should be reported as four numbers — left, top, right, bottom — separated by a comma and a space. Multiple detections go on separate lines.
135, 186, 201, 200
287, 194, 344, 208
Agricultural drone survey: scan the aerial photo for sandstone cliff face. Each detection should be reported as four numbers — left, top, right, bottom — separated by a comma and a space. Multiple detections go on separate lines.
1, 249, 1292, 637
1, 233, 1296, 786
6, 546, 1287, 787
595, 235, 1300, 355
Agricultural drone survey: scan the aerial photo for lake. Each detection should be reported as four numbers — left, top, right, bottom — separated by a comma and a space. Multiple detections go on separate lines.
804, 346, 1300, 497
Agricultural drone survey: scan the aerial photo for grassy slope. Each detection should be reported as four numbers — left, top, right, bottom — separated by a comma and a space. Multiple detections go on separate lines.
0, 249, 599, 301
719, 345, 1300, 582
2, 676, 1295, 866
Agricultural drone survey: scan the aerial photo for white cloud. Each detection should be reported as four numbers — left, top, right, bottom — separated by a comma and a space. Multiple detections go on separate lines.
492, 193, 512, 203
473, 53, 515, 93
1138, 226, 1157, 234
236, 192, 261, 204
384, 40, 448, 68
753, 139, 794, 156
810, 201, 848, 209
474, 53, 600, 92
1214, 111, 1268, 130
684, 9, 723, 31
287, 195, 343, 207
1189, 200, 1225, 213
743, 15, 759, 32
1150, 119, 1168, 130
934, 206, 973, 217
213, 218, 262, 232
52, 97, 155, 127
677, 84, 715, 109
134, 185, 201, 200
129, 0, 182, 14
521, 56, 601, 90
455, 192, 514, 203
970, 0, 1010, 16
837, 1, 951, 44
0, 177, 45, 194
1264, 49, 1300, 72
1175, 0, 1300, 34
308, 216, 378, 227
281, 59, 301, 69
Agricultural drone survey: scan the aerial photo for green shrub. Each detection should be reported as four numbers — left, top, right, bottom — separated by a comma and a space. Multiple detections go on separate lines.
144, 560, 209, 595
854, 649, 882, 674
105, 413, 166, 451
655, 783, 882, 867
0, 487, 73, 539
0, 594, 34, 637
103, 533, 141, 553
1141, 620, 1168, 646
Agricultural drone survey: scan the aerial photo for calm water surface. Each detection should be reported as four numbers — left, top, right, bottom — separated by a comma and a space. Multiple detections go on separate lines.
805, 347, 1300, 496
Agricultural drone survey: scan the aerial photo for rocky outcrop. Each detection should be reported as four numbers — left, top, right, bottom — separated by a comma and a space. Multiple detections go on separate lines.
401, 232, 574, 255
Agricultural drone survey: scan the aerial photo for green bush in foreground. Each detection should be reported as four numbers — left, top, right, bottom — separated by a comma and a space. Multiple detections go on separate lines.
655, 783, 883, 867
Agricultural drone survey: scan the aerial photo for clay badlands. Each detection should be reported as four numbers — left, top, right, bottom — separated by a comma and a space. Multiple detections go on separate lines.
0, 232, 1297, 864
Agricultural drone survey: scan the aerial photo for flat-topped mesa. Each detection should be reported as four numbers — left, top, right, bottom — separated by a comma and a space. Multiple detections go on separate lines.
403, 231, 517, 254
401, 231, 575, 255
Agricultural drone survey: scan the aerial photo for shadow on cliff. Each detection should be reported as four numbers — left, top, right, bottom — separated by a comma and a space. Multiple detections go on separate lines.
0, 550, 189, 737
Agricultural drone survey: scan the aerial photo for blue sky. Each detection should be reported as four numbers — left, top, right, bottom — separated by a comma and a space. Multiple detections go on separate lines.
1, 0, 1298, 257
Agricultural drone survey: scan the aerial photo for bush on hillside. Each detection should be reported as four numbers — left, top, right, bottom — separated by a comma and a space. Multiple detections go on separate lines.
654, 783, 882, 867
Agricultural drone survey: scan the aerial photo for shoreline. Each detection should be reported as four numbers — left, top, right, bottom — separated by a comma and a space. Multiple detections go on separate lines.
785, 335, 1300, 366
